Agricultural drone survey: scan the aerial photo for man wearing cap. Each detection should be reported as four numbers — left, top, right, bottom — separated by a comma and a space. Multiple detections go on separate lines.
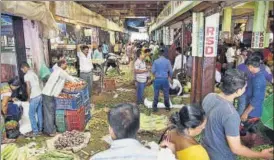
151, 48, 173, 112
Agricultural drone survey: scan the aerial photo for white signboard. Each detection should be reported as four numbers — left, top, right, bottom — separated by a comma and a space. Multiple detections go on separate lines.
204, 13, 220, 57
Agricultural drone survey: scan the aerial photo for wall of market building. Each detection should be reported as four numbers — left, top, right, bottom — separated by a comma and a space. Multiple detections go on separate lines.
1, 1, 125, 86
149, 1, 274, 104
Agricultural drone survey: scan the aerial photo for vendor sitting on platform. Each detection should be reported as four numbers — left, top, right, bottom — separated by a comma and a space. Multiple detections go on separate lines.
1, 77, 27, 115
169, 78, 183, 96
1, 112, 15, 144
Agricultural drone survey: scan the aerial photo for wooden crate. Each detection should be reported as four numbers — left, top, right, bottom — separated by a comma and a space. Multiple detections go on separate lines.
104, 79, 116, 91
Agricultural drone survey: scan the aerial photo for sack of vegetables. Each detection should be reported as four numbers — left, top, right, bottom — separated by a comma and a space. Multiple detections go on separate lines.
5, 120, 18, 130
6, 128, 20, 139
5, 120, 20, 139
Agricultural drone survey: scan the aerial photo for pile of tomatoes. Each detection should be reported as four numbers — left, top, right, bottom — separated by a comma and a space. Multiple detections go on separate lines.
64, 81, 86, 92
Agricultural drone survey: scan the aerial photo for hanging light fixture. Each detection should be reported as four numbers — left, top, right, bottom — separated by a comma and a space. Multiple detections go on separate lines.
76, 24, 81, 30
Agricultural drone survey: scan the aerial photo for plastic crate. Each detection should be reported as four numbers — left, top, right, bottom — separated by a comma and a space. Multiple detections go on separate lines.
66, 106, 85, 131
55, 93, 82, 110
56, 110, 66, 132
63, 86, 90, 102
83, 97, 90, 107
80, 87, 90, 103
85, 105, 91, 115
262, 94, 273, 130
85, 113, 92, 124
104, 79, 116, 91
83, 98, 91, 107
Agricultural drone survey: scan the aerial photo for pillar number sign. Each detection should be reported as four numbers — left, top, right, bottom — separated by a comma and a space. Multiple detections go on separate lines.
192, 12, 204, 57
204, 13, 220, 57
251, 32, 264, 48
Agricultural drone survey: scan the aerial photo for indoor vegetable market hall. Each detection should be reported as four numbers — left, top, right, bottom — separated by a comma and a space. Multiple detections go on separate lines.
0, 1, 273, 160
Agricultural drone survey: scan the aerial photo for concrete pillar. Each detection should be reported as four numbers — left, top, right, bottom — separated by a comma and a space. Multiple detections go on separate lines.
222, 7, 232, 38
252, 1, 269, 48
222, 7, 232, 31
202, 13, 220, 99
191, 12, 204, 104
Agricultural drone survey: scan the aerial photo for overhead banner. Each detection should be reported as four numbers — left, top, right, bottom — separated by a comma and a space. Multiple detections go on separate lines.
204, 13, 220, 57
192, 12, 204, 57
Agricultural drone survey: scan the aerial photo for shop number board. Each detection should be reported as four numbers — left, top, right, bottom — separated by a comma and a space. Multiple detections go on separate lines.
251, 32, 264, 49
204, 13, 220, 57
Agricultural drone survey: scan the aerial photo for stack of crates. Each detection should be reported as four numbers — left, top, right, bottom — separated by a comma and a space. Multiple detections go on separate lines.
81, 86, 92, 124
55, 85, 92, 132
55, 110, 66, 132
66, 106, 85, 131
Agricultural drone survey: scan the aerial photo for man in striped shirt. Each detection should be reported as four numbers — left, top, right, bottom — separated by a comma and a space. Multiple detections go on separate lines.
134, 49, 149, 105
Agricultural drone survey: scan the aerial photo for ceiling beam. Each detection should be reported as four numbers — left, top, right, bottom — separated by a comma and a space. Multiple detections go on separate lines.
77, 1, 167, 5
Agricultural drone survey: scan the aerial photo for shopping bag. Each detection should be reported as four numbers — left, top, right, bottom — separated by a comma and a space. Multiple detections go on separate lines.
39, 63, 51, 80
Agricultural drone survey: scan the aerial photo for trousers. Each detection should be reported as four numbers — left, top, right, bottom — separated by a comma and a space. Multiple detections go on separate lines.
136, 82, 146, 104
80, 72, 93, 98
153, 78, 170, 109
42, 94, 56, 135
29, 95, 43, 134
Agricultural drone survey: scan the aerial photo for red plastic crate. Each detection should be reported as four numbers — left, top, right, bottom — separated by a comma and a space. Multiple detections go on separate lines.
66, 106, 85, 131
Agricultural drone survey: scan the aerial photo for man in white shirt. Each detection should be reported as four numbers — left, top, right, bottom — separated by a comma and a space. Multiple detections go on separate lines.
52, 53, 65, 71
173, 47, 187, 72
42, 60, 76, 136
169, 79, 183, 96
78, 45, 93, 98
226, 44, 236, 69
21, 62, 42, 136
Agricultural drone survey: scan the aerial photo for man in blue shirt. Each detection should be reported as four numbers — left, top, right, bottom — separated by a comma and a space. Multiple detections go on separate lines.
152, 48, 173, 112
240, 55, 267, 143
241, 55, 267, 120
160, 42, 168, 58
237, 54, 272, 115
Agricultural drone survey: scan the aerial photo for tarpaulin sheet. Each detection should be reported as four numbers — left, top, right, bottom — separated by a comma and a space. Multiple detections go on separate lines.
54, 2, 123, 32
1, 1, 58, 38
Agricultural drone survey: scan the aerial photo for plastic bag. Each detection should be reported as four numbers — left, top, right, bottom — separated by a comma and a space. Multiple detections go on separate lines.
15, 102, 32, 134
6, 128, 20, 139
39, 63, 51, 80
